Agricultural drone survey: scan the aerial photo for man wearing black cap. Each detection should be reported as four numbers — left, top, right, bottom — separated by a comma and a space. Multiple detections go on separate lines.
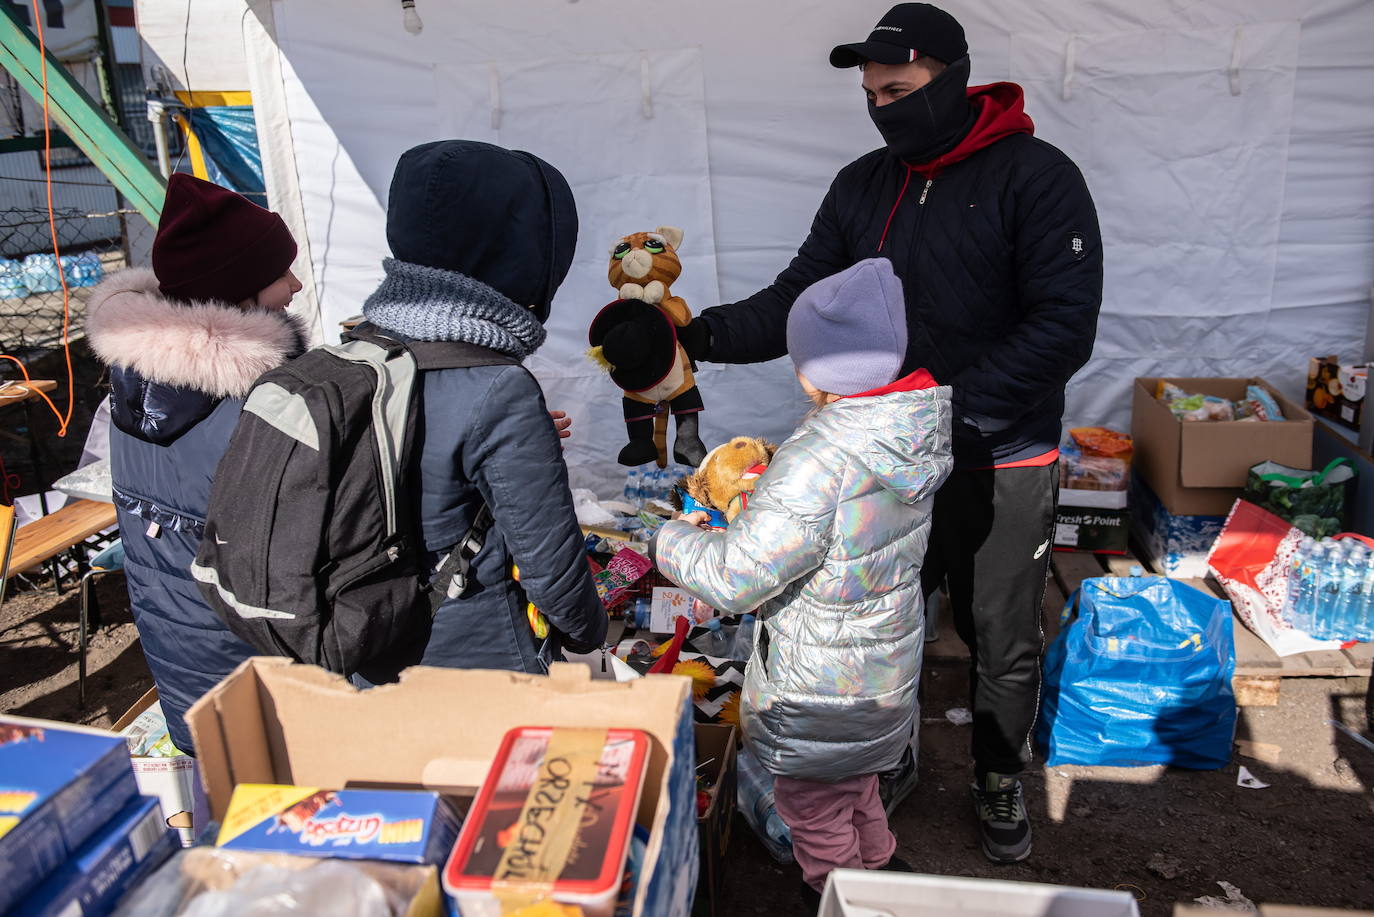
676, 3, 1102, 865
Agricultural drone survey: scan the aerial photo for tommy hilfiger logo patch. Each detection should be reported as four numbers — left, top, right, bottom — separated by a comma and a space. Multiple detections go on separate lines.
1067, 231, 1087, 260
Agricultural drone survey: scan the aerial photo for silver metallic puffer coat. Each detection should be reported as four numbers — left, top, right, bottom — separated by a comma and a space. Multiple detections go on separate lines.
653, 383, 953, 781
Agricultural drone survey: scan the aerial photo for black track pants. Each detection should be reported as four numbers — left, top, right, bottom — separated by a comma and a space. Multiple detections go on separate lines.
920, 462, 1059, 777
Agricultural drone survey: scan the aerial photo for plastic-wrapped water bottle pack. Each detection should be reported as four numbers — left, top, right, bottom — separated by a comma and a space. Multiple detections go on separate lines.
1283, 536, 1374, 641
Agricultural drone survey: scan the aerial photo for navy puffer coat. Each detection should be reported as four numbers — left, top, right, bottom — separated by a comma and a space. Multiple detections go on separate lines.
86, 268, 306, 753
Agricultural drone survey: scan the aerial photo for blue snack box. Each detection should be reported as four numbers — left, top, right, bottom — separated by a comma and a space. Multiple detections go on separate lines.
0, 716, 140, 913
216, 785, 461, 866
15, 795, 178, 917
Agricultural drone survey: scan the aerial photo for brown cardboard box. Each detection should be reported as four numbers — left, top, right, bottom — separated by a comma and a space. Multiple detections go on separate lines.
1132, 378, 1314, 516
112, 687, 209, 845
186, 658, 696, 917
692, 723, 737, 917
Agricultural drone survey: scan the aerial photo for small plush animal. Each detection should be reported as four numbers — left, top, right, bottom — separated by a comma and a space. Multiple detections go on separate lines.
670, 436, 776, 525
589, 226, 708, 468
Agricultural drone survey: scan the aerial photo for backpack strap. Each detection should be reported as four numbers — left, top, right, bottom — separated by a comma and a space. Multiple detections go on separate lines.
407, 340, 521, 372
342, 323, 522, 610
345, 321, 521, 372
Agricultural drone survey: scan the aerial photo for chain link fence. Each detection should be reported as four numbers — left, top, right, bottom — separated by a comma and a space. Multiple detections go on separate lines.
0, 193, 153, 360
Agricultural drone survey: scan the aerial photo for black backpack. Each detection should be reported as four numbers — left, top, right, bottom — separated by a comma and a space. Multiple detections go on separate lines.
191, 322, 517, 674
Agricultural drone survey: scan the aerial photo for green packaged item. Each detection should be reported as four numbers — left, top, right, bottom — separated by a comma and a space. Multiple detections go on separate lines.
1243, 458, 1355, 537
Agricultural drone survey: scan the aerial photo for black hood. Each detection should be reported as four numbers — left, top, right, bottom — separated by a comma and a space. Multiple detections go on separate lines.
385, 140, 578, 323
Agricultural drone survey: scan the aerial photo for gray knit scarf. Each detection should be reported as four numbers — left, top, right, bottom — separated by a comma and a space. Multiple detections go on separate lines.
361, 258, 547, 358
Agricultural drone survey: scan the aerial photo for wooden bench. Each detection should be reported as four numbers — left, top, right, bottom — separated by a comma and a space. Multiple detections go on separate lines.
2, 498, 118, 598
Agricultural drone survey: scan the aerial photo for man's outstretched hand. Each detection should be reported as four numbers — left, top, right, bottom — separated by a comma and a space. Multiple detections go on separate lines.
550, 410, 572, 439
676, 318, 711, 363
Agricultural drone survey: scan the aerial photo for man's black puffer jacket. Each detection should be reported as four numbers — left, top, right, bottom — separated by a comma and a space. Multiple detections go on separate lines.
698, 82, 1103, 468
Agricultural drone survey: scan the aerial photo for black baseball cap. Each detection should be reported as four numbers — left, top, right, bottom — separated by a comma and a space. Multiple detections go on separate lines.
830, 3, 968, 69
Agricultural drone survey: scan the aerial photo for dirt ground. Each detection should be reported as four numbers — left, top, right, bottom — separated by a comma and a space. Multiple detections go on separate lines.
2, 578, 1372, 916
722, 662, 1374, 916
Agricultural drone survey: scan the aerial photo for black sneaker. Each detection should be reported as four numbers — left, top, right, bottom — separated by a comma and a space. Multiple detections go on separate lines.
970, 772, 1032, 863
877, 748, 918, 817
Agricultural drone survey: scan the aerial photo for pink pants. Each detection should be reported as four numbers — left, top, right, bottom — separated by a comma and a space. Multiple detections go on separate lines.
773, 773, 897, 892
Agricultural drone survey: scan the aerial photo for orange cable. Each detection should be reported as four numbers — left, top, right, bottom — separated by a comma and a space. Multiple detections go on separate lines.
0, 1, 75, 439
31, 0, 74, 437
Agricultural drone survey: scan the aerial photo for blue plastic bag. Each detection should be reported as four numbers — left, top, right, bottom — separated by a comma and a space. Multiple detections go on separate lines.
1037, 576, 1236, 769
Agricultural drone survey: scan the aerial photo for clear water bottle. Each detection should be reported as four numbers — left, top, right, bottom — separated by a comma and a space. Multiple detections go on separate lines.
1293, 540, 1325, 635
730, 614, 756, 662
633, 596, 652, 630
1334, 543, 1368, 641
623, 467, 642, 506
697, 617, 734, 658
1313, 542, 1346, 640
1282, 539, 1309, 630
645, 467, 663, 505
1357, 552, 1374, 642
736, 747, 793, 863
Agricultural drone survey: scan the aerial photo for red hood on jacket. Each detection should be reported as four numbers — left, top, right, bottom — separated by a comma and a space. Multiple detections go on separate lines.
911, 82, 1035, 178
842, 368, 939, 399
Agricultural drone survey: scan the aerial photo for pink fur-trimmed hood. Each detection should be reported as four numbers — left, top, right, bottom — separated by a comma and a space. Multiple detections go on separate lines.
86, 267, 308, 398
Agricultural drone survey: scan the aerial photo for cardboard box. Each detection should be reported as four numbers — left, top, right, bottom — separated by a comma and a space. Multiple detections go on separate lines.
219, 785, 461, 866
1132, 377, 1314, 516
186, 658, 699, 917
1307, 356, 1367, 432
112, 688, 210, 846
15, 795, 177, 917
0, 716, 140, 913
1054, 488, 1129, 554
818, 871, 1140, 916
1131, 474, 1226, 579
692, 723, 738, 917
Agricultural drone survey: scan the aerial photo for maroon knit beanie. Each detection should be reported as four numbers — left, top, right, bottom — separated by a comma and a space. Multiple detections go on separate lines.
152, 174, 298, 305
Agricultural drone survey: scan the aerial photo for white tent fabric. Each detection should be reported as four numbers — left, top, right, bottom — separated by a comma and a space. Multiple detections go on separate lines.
141, 0, 1374, 494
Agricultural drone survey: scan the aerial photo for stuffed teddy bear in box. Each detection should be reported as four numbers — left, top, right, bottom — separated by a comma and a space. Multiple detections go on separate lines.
670, 436, 776, 526
588, 226, 708, 468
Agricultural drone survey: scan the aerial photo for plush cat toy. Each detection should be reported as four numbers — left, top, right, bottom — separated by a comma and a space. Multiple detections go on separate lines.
588, 226, 708, 468
670, 436, 776, 526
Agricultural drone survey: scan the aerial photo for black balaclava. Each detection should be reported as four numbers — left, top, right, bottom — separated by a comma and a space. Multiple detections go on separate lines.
868, 56, 976, 165
385, 140, 578, 323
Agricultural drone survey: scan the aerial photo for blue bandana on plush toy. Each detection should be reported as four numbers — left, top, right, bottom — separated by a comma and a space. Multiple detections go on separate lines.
671, 436, 775, 532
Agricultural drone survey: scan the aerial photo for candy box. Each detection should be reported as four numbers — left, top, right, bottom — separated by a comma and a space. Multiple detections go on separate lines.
217, 784, 461, 866
15, 795, 178, 917
444, 726, 651, 917
0, 716, 140, 913
186, 659, 698, 917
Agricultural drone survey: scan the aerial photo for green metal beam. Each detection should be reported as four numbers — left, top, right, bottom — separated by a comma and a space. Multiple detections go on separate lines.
0, 2, 163, 221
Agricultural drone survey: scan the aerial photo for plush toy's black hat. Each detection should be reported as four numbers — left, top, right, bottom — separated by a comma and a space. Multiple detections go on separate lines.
589, 299, 679, 393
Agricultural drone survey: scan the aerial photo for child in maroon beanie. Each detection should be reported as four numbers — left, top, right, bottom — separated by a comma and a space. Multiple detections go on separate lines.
85, 174, 307, 753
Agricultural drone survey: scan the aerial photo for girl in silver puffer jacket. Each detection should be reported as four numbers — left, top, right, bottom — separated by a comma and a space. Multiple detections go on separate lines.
652, 258, 952, 898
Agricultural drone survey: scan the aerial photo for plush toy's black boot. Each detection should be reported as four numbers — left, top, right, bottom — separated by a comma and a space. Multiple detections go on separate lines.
672, 413, 707, 467
618, 418, 659, 467
669, 387, 707, 467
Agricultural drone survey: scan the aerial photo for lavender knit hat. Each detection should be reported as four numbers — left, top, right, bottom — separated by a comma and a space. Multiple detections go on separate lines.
787, 258, 908, 397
